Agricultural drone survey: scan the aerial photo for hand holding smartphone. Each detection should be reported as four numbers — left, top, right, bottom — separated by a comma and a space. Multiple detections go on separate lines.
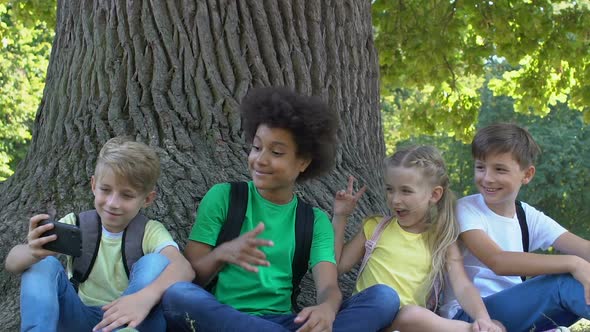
37, 220, 82, 257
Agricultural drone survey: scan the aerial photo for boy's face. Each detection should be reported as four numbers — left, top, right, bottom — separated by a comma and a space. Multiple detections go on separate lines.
91, 169, 155, 233
248, 124, 311, 204
474, 152, 535, 217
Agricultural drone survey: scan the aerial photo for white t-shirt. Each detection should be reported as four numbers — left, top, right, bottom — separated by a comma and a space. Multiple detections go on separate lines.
439, 194, 567, 319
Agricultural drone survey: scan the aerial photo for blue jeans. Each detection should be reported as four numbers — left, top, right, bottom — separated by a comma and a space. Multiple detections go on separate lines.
162, 283, 399, 332
20, 254, 170, 332
453, 274, 589, 332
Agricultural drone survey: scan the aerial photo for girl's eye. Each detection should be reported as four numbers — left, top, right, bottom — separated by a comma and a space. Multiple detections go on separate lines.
272, 151, 285, 156
251, 145, 260, 151
475, 165, 484, 170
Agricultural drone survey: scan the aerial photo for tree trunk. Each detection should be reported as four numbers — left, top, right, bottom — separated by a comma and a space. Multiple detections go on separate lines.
0, 0, 386, 328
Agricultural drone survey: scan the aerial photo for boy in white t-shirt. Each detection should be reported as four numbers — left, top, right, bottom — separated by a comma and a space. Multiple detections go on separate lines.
440, 123, 590, 331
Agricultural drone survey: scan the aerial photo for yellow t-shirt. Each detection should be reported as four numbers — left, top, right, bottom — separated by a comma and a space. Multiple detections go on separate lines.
355, 216, 431, 307
61, 213, 177, 306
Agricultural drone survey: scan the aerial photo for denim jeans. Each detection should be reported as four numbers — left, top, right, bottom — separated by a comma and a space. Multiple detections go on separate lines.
453, 274, 589, 332
162, 282, 399, 332
20, 253, 170, 332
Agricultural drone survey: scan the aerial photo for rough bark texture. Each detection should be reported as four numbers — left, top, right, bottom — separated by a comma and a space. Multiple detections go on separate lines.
0, 0, 386, 329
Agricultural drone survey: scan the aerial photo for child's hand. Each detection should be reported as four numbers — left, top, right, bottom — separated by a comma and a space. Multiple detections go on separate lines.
333, 176, 366, 218
93, 291, 159, 332
26, 214, 58, 260
571, 259, 590, 304
294, 302, 336, 332
218, 222, 274, 273
471, 318, 506, 332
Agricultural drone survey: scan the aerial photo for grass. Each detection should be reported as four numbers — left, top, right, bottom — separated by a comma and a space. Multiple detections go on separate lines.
571, 319, 590, 332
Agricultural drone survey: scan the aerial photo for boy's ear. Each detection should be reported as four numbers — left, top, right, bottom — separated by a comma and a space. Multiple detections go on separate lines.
298, 157, 312, 174
430, 186, 444, 204
143, 190, 156, 207
522, 165, 536, 185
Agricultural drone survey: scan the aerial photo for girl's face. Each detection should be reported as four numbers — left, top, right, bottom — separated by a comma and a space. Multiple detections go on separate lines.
385, 166, 442, 233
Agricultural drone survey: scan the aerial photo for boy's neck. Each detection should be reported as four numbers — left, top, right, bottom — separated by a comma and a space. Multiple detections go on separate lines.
256, 186, 295, 205
484, 198, 517, 218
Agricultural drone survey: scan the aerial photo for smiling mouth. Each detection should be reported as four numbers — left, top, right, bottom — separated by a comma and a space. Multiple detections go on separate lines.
483, 187, 500, 193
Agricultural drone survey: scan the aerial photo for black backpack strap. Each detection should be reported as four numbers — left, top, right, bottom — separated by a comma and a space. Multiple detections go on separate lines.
121, 213, 148, 277
291, 198, 314, 312
206, 181, 249, 291
71, 210, 102, 291
515, 200, 529, 282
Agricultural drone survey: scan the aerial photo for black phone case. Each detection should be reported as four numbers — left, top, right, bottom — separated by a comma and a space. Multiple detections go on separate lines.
38, 220, 82, 257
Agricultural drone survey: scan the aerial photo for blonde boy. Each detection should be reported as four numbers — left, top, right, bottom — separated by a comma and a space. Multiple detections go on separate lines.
5, 137, 194, 332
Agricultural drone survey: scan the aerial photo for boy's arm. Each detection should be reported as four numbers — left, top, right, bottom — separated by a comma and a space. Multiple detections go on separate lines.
185, 222, 273, 286
553, 231, 590, 262
5, 214, 57, 274
461, 229, 583, 276
5, 244, 42, 273
293, 261, 342, 332
93, 245, 195, 332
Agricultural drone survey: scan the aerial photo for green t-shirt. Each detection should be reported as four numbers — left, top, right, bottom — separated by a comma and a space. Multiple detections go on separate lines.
189, 181, 336, 315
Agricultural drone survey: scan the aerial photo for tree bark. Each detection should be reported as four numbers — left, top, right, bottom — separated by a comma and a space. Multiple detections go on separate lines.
0, 0, 386, 328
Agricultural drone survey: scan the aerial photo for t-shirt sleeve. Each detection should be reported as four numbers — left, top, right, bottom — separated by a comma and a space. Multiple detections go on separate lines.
456, 199, 486, 233
362, 216, 382, 239
309, 208, 336, 267
189, 183, 231, 246
142, 220, 178, 254
523, 202, 567, 251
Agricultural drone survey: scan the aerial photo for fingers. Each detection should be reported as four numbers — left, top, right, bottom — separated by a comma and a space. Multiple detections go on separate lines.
346, 175, 355, 193
294, 308, 311, 324
28, 214, 50, 233
244, 222, 265, 238
353, 185, 367, 201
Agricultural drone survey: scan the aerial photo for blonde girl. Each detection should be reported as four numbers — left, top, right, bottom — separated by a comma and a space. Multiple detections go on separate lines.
333, 145, 504, 332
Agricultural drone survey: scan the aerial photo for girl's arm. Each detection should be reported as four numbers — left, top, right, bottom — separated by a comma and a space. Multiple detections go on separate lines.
333, 218, 366, 274
446, 242, 501, 331
332, 176, 367, 274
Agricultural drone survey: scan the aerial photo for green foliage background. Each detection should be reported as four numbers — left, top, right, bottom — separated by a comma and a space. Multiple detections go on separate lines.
0, 1, 54, 180
1, 0, 590, 328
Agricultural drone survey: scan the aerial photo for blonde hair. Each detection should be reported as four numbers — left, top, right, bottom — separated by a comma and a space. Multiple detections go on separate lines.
95, 137, 160, 194
384, 145, 458, 300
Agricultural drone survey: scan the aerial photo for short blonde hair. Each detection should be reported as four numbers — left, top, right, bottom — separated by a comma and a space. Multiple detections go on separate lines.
94, 137, 160, 194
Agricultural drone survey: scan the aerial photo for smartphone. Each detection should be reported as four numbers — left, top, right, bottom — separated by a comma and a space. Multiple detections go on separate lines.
37, 219, 82, 257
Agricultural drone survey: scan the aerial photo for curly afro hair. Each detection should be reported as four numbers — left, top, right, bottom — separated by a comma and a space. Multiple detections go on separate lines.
240, 87, 339, 182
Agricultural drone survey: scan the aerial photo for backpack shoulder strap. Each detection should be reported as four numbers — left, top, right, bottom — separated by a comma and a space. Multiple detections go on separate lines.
121, 213, 149, 277
216, 181, 249, 245
358, 216, 393, 277
206, 181, 249, 291
515, 200, 529, 282
71, 210, 102, 290
291, 197, 314, 312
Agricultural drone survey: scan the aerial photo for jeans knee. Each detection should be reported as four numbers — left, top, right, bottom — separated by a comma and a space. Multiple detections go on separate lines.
162, 282, 210, 311
22, 257, 63, 282
364, 284, 400, 318
130, 253, 170, 280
